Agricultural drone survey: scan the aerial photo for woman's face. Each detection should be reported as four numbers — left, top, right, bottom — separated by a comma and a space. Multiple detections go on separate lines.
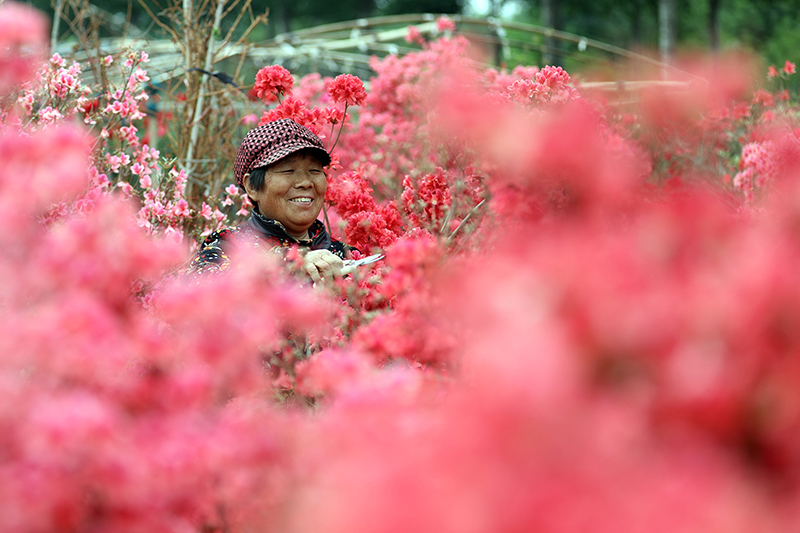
245, 150, 326, 240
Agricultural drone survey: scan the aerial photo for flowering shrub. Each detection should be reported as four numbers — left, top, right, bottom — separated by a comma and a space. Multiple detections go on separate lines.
8, 4, 800, 532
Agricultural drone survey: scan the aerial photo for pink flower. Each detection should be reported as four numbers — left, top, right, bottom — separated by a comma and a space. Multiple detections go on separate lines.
199, 202, 213, 220
783, 60, 796, 75
130, 162, 151, 177
753, 89, 774, 107
173, 198, 191, 217
119, 125, 139, 145
106, 100, 126, 115
106, 154, 123, 173
170, 167, 187, 193
436, 16, 456, 33
132, 67, 149, 83
405, 25, 423, 44
253, 65, 294, 103
241, 113, 258, 126
103, 55, 113, 66
50, 53, 65, 67
37, 106, 63, 124
94, 172, 109, 187
328, 74, 367, 106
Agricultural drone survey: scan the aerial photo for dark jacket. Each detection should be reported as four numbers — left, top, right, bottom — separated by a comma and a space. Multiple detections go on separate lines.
188, 211, 349, 276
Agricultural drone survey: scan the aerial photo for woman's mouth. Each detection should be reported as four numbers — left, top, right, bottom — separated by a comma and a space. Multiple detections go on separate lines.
289, 197, 313, 205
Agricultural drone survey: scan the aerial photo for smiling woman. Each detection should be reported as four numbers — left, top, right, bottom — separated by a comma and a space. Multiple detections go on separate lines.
188, 119, 353, 282
244, 150, 327, 241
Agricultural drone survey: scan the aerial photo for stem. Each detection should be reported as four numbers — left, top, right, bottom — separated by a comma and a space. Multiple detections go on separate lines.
328, 103, 348, 153
322, 200, 333, 239
327, 120, 336, 149
439, 142, 465, 236
446, 198, 486, 244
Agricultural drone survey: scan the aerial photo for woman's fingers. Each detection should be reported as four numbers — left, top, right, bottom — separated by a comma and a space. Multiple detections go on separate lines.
303, 250, 344, 282
304, 261, 322, 283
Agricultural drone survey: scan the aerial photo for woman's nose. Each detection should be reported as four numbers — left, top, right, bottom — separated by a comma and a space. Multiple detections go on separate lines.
294, 170, 313, 187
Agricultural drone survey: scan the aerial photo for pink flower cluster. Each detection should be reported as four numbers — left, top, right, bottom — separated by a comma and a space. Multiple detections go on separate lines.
325, 170, 404, 252
47, 56, 82, 99
768, 60, 796, 78
401, 167, 452, 228
258, 96, 325, 136
734, 140, 776, 200
508, 65, 578, 105
328, 73, 368, 106
253, 64, 294, 103
435, 16, 456, 33
0, 2, 48, 95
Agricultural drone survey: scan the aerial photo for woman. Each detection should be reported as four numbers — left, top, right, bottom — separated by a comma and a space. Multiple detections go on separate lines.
189, 119, 349, 282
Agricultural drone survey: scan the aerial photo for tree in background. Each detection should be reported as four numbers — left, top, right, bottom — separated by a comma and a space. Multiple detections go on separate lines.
376, 0, 462, 15
510, 0, 799, 70
28, 0, 465, 41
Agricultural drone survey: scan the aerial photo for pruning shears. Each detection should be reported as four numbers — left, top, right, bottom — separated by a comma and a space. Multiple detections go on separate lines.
341, 253, 384, 275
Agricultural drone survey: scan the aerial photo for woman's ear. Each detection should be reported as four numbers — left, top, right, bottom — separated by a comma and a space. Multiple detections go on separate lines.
242, 173, 253, 195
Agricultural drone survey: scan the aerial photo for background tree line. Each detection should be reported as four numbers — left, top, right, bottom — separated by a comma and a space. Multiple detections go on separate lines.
25, 0, 800, 70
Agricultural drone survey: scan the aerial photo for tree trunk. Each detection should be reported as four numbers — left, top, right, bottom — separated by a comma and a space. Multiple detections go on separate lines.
708, 0, 721, 51
541, 0, 561, 66
630, 0, 643, 50
272, 3, 292, 35
658, 0, 676, 68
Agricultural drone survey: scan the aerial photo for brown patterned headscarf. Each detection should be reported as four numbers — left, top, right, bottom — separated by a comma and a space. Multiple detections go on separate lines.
233, 119, 331, 188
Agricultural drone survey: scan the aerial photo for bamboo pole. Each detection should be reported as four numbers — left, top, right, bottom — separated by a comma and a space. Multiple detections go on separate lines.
185, 0, 227, 178
51, 0, 65, 52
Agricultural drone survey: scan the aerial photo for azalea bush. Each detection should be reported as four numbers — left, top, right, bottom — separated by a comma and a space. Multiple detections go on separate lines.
7, 1, 800, 532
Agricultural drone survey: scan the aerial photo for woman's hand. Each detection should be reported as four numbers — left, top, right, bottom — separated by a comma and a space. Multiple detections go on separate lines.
302, 249, 344, 283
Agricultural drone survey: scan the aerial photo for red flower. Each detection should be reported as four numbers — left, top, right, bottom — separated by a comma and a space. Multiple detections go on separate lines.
328, 74, 367, 106
80, 98, 100, 114
324, 105, 344, 125
783, 60, 796, 75
254, 65, 294, 103
767, 65, 778, 79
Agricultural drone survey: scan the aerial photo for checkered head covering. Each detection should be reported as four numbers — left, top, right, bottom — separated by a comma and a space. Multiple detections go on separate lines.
234, 119, 331, 188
